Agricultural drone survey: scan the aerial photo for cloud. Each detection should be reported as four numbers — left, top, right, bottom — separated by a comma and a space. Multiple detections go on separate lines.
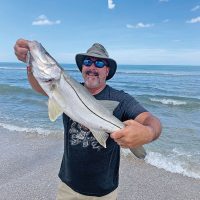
162, 19, 169, 23
126, 22, 154, 29
186, 16, 200, 23
108, 0, 115, 9
159, 0, 169, 2
172, 39, 181, 42
32, 15, 61, 26
191, 5, 200, 11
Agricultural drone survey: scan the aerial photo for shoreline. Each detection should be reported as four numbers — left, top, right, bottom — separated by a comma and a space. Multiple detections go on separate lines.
0, 128, 200, 200
119, 156, 200, 200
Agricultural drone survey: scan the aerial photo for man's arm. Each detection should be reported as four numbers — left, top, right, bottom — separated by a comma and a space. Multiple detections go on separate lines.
135, 112, 162, 142
14, 39, 46, 96
27, 67, 47, 96
110, 112, 162, 148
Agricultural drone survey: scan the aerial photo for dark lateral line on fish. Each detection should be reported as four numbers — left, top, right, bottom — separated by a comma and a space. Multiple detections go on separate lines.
62, 73, 121, 131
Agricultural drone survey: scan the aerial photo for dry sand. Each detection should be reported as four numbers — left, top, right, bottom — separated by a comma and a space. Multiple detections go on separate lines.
0, 128, 199, 200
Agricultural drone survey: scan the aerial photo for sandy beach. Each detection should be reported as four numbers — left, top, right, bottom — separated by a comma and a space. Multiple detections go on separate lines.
0, 128, 199, 200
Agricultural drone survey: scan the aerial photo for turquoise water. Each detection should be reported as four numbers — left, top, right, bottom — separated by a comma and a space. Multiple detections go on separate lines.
0, 62, 200, 179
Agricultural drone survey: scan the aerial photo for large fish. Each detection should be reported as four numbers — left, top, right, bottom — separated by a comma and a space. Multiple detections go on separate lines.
26, 41, 146, 159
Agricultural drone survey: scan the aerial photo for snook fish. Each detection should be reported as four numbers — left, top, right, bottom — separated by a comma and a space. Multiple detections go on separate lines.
27, 41, 146, 159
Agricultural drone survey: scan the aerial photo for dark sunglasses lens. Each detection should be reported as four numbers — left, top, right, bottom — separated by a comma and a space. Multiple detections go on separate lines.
95, 60, 105, 68
83, 59, 92, 66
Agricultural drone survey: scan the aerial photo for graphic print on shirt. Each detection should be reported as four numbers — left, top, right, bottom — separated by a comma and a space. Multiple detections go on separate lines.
69, 120, 103, 151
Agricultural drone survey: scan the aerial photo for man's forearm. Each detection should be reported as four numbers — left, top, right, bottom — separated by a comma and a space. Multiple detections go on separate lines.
134, 112, 162, 142
142, 114, 162, 141
27, 69, 47, 96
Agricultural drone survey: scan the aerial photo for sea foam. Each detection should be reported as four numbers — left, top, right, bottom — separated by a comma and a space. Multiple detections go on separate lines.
150, 98, 187, 105
0, 122, 60, 136
145, 151, 200, 179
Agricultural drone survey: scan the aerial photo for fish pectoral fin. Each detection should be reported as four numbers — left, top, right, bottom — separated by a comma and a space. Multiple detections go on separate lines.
48, 98, 63, 121
129, 146, 147, 159
98, 100, 120, 113
90, 129, 109, 148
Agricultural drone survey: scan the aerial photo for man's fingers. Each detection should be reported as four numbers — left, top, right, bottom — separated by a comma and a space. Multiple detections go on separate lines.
14, 39, 30, 62
123, 119, 137, 126
15, 49, 28, 62
110, 130, 124, 140
115, 139, 124, 146
15, 38, 29, 48
15, 48, 28, 56
115, 139, 129, 148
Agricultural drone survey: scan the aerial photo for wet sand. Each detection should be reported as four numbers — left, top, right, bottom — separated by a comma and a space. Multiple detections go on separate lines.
0, 128, 199, 200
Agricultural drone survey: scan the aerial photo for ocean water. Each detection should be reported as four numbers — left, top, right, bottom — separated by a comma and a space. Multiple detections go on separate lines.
0, 62, 200, 179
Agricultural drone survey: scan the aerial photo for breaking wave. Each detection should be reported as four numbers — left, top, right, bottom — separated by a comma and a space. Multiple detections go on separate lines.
145, 151, 200, 179
0, 122, 62, 136
149, 98, 187, 106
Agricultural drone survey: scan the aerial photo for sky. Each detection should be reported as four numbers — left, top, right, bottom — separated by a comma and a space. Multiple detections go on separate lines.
0, 0, 200, 65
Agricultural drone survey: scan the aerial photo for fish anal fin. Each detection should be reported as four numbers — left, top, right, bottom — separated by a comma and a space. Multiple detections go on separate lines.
48, 98, 63, 121
90, 129, 109, 148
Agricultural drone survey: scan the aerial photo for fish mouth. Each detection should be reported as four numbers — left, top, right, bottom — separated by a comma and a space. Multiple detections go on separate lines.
39, 78, 55, 83
45, 79, 54, 83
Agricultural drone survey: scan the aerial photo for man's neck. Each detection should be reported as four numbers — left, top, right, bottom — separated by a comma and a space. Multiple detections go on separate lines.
84, 84, 106, 95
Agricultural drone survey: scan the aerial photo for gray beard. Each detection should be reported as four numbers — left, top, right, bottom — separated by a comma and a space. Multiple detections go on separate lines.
84, 78, 100, 89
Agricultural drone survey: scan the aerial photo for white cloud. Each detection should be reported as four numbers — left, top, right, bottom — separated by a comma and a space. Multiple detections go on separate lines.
159, 0, 169, 2
126, 22, 154, 29
32, 15, 61, 26
126, 24, 134, 28
186, 16, 200, 24
172, 39, 181, 42
191, 5, 200, 11
108, 0, 115, 9
162, 19, 169, 23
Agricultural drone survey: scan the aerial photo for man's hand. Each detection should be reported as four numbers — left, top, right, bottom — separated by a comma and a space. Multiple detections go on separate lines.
14, 38, 46, 95
110, 120, 154, 148
110, 112, 162, 148
14, 39, 29, 62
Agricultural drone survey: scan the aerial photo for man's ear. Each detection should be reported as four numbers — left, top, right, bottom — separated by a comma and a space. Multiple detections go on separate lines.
106, 67, 110, 76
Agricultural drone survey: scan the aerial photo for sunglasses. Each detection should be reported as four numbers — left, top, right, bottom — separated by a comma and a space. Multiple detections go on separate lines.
83, 58, 108, 68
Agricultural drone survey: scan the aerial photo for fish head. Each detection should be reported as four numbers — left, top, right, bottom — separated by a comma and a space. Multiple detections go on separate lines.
27, 41, 62, 83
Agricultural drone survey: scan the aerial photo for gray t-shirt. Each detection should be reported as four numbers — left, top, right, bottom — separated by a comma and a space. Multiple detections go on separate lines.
58, 85, 147, 196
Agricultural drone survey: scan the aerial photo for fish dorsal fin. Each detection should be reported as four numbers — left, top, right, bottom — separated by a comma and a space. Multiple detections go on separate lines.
48, 98, 63, 121
98, 100, 120, 113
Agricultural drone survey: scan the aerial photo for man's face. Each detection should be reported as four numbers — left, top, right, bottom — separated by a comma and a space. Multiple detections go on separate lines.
82, 57, 110, 89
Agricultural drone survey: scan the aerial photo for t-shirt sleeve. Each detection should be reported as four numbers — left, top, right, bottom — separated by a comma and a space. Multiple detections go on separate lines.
120, 92, 148, 121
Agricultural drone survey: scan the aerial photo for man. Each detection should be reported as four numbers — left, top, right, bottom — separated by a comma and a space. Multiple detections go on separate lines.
14, 39, 162, 200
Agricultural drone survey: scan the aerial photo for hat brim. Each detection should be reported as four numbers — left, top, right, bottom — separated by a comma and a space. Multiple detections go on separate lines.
75, 53, 117, 80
